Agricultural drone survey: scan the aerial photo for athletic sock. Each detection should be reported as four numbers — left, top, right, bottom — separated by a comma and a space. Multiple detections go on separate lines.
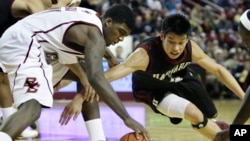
85, 118, 106, 141
0, 132, 12, 141
1, 107, 17, 121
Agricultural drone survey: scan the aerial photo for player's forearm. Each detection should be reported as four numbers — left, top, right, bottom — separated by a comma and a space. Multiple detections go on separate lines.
217, 67, 245, 99
89, 74, 131, 120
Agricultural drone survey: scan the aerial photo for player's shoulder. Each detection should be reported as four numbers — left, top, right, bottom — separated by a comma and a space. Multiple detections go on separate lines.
190, 39, 203, 52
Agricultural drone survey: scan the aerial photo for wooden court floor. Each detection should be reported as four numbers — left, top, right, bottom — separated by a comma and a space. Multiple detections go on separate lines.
14, 99, 250, 141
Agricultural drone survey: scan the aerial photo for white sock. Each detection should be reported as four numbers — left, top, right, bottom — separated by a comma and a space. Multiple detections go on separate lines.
0, 132, 12, 141
1, 107, 17, 121
85, 119, 106, 141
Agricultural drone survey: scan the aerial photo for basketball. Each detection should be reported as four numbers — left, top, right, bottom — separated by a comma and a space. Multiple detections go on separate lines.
119, 132, 145, 141
215, 120, 230, 130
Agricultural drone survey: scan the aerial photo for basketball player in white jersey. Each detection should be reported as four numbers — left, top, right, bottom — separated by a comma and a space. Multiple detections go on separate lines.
0, 4, 149, 141
0, 0, 85, 139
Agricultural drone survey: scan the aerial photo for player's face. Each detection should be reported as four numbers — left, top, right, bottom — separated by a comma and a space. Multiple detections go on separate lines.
160, 32, 188, 59
103, 19, 131, 46
239, 25, 250, 51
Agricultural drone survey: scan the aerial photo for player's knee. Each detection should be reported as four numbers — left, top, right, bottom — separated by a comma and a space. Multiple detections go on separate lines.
19, 99, 42, 120
191, 116, 208, 129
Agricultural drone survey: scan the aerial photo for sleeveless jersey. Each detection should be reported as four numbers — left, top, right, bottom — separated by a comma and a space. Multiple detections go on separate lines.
131, 37, 217, 119
0, 7, 103, 107
0, 7, 103, 68
132, 36, 192, 91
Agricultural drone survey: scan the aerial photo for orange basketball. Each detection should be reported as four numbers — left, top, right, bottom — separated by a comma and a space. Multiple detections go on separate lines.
119, 132, 145, 141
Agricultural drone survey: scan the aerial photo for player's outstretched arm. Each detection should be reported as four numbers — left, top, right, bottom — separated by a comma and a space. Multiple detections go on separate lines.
64, 24, 150, 140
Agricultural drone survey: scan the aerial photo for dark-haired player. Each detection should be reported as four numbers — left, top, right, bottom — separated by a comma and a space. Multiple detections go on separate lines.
0, 4, 149, 141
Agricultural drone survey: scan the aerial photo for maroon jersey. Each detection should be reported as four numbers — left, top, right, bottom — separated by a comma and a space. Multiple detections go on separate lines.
132, 36, 217, 120
132, 36, 192, 91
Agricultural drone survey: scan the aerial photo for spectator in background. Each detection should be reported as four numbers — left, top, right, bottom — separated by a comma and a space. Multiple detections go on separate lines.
115, 46, 125, 62
206, 48, 225, 99
146, 0, 162, 11
164, 0, 182, 13
190, 4, 203, 25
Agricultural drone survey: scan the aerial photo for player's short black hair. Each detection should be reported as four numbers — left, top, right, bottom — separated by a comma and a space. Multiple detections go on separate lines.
161, 14, 191, 36
103, 4, 135, 30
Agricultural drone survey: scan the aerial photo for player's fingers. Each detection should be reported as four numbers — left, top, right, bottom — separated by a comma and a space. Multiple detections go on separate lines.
73, 112, 80, 121
62, 109, 74, 125
63, 115, 72, 125
89, 89, 96, 102
84, 87, 90, 100
134, 130, 141, 140
60, 108, 73, 125
96, 94, 99, 101
59, 107, 69, 124
86, 87, 93, 101
142, 130, 150, 140
60, 114, 70, 125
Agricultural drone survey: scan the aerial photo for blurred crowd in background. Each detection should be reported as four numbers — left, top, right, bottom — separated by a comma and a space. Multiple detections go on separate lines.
80, 0, 250, 99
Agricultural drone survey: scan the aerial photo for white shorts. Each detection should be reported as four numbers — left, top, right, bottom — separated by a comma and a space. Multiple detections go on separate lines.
0, 25, 54, 108
9, 64, 54, 108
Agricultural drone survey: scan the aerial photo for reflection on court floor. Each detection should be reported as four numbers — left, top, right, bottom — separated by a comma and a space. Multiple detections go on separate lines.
8, 99, 250, 141
15, 101, 145, 141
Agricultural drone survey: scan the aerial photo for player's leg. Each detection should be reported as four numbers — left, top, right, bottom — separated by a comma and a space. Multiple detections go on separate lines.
0, 65, 54, 140
77, 83, 106, 141
156, 93, 222, 139
61, 65, 106, 141
0, 70, 39, 138
0, 99, 41, 139
0, 67, 39, 137
0, 72, 16, 120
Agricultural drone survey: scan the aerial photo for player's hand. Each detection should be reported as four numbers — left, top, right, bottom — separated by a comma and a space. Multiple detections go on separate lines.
107, 57, 120, 68
79, 82, 99, 102
213, 129, 230, 141
124, 117, 150, 140
104, 48, 119, 68
59, 94, 83, 125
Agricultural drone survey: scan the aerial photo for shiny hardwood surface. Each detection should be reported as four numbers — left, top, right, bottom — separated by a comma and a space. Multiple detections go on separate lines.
14, 99, 250, 141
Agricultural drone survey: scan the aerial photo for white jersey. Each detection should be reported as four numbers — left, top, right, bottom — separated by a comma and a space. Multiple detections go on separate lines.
4, 7, 102, 65
0, 7, 103, 107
